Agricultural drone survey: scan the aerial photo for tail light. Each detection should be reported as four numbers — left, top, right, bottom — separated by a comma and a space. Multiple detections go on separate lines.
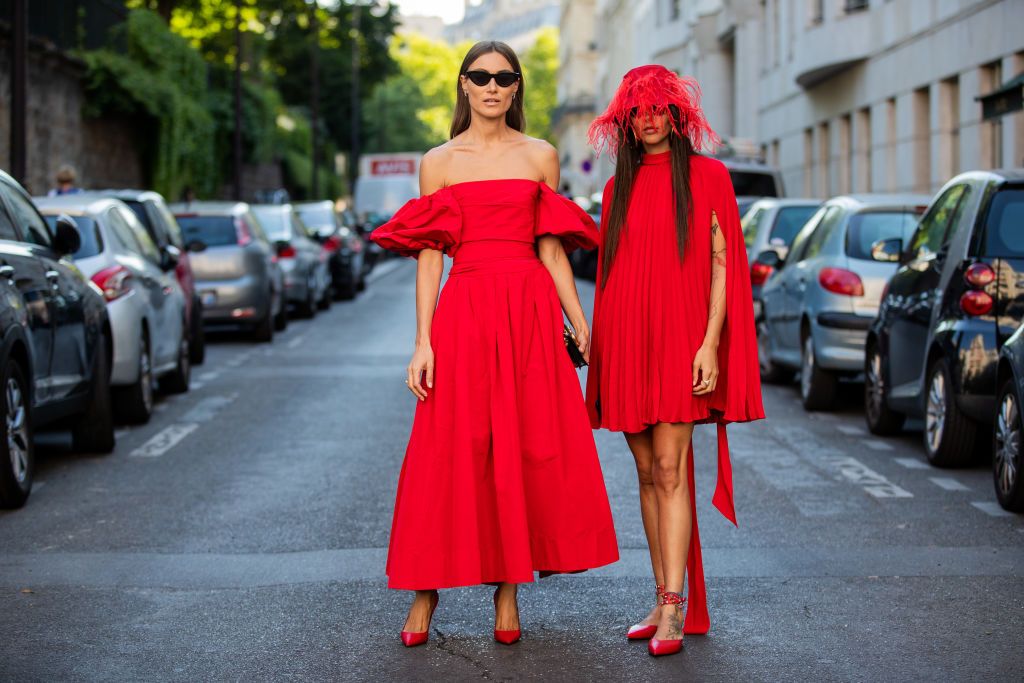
750, 262, 773, 286
91, 265, 132, 302
960, 290, 994, 316
964, 262, 995, 288
234, 217, 253, 246
278, 244, 296, 259
818, 267, 864, 296
322, 235, 342, 252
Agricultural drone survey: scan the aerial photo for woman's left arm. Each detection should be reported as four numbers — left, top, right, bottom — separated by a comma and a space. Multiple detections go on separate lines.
693, 210, 727, 395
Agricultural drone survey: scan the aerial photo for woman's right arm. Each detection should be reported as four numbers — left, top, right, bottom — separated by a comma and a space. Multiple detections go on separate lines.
406, 150, 446, 401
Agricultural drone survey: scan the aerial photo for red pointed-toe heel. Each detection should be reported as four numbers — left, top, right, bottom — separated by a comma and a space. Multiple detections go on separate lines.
493, 588, 521, 645
627, 584, 664, 640
400, 591, 439, 647
648, 591, 685, 657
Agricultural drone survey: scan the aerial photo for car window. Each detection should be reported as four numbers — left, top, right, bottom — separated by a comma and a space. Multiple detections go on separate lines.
4, 187, 52, 248
155, 202, 185, 249
801, 206, 843, 261
0, 202, 19, 241
785, 205, 827, 265
983, 187, 1024, 258
845, 211, 922, 260
770, 206, 819, 247
741, 207, 767, 248
44, 215, 103, 259
296, 205, 337, 236
243, 212, 269, 244
105, 207, 144, 255
120, 207, 161, 264
252, 208, 290, 241
177, 215, 239, 247
728, 170, 779, 198
909, 184, 968, 258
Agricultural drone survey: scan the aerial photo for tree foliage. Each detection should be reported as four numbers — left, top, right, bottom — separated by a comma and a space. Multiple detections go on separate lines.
521, 26, 559, 144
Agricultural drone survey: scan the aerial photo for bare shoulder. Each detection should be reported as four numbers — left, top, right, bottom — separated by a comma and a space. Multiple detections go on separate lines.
419, 144, 454, 194
690, 154, 728, 180
522, 136, 559, 187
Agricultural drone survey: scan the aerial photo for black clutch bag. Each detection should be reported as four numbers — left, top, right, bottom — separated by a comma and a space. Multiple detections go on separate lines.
563, 324, 587, 368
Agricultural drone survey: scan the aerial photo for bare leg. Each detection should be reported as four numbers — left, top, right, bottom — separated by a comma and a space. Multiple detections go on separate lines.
624, 428, 664, 626
650, 422, 695, 640
402, 589, 438, 633
494, 582, 520, 631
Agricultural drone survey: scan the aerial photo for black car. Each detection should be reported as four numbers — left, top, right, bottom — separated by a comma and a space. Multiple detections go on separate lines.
0, 171, 114, 508
994, 322, 1024, 512
865, 169, 1024, 467
295, 201, 366, 300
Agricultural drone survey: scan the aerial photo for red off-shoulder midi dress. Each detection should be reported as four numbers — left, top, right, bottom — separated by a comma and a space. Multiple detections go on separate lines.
585, 152, 765, 633
371, 179, 619, 590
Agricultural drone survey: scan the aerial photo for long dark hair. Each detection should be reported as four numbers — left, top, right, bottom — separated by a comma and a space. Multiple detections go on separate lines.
449, 41, 526, 139
602, 104, 694, 283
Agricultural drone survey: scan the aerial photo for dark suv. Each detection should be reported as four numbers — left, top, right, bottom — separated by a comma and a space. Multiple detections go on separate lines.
0, 171, 114, 508
865, 169, 1024, 467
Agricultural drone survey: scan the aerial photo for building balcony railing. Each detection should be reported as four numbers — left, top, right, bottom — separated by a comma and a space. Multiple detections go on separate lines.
793, 8, 871, 89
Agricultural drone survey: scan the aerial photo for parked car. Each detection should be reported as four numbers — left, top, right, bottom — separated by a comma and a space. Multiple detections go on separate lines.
96, 189, 206, 365
865, 169, 1024, 467
757, 193, 930, 410
251, 204, 330, 318
741, 198, 821, 319
0, 170, 114, 508
37, 196, 190, 424
994, 322, 1024, 512
170, 202, 286, 341
295, 200, 366, 300
722, 159, 786, 216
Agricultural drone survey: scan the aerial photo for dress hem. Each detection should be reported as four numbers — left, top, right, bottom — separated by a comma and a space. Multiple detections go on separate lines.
386, 553, 620, 591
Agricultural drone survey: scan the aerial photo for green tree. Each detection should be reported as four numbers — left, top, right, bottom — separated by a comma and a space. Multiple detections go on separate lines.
521, 26, 559, 143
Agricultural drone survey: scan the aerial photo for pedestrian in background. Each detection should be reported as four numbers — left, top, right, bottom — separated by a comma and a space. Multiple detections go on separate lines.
370, 40, 618, 648
47, 164, 83, 196
585, 65, 764, 657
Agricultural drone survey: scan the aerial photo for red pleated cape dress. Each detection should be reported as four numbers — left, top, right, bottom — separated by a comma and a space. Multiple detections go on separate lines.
371, 179, 619, 590
585, 152, 765, 633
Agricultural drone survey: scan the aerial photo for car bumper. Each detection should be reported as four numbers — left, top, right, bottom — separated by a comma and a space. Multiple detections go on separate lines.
814, 314, 873, 371
107, 294, 144, 385
196, 276, 268, 324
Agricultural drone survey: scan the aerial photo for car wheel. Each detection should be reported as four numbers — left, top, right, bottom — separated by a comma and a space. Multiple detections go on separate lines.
297, 278, 316, 319
71, 334, 115, 454
318, 283, 332, 310
758, 319, 792, 384
994, 379, 1023, 512
335, 276, 356, 301
800, 333, 837, 411
116, 330, 154, 425
274, 293, 289, 332
923, 357, 977, 467
0, 360, 33, 509
159, 333, 190, 394
252, 303, 274, 343
356, 273, 366, 292
864, 343, 905, 435
188, 297, 205, 366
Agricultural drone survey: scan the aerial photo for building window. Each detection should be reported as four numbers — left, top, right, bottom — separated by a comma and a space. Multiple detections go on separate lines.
855, 106, 872, 192
669, 0, 681, 21
886, 97, 897, 191
913, 86, 932, 193
844, 0, 869, 12
979, 61, 1003, 170
818, 120, 832, 197
938, 75, 960, 182
804, 127, 814, 196
809, 0, 824, 25
771, 139, 781, 168
839, 113, 852, 194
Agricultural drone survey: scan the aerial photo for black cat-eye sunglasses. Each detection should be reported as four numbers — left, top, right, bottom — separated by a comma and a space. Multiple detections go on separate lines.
463, 70, 521, 88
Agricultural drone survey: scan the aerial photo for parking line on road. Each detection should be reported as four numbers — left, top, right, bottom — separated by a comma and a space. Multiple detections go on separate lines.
863, 439, 894, 451
197, 372, 219, 382
829, 456, 913, 498
286, 334, 306, 349
930, 477, 970, 492
971, 501, 1015, 518
190, 382, 204, 390
130, 423, 199, 458
837, 425, 867, 436
894, 457, 930, 469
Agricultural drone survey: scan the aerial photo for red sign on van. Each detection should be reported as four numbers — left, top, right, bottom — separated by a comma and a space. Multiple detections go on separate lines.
370, 159, 416, 176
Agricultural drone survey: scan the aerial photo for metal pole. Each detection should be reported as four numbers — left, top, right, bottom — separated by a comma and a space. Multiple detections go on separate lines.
232, 0, 243, 201
10, 0, 28, 185
349, 1, 361, 196
310, 2, 320, 198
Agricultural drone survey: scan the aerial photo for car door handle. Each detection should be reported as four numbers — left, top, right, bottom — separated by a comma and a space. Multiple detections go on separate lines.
0, 265, 14, 280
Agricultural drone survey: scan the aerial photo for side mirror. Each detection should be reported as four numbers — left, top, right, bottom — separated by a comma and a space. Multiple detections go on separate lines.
756, 249, 783, 269
186, 239, 207, 253
160, 244, 181, 271
53, 214, 81, 256
870, 237, 902, 263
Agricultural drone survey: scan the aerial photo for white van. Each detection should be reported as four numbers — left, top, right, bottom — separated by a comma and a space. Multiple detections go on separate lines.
353, 153, 422, 223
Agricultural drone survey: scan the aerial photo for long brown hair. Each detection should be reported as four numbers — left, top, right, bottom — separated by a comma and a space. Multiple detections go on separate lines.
602, 104, 694, 284
449, 41, 526, 138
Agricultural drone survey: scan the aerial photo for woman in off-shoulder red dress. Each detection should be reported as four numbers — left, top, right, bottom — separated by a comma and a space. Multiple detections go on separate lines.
370, 41, 618, 648
585, 66, 764, 657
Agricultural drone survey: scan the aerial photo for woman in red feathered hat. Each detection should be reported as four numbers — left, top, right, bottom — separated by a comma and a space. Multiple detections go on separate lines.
586, 65, 765, 657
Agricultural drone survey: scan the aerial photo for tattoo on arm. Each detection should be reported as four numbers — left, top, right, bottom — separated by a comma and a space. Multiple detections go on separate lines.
708, 211, 727, 324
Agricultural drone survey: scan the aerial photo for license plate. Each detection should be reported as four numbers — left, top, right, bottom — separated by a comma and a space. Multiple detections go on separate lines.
201, 291, 217, 306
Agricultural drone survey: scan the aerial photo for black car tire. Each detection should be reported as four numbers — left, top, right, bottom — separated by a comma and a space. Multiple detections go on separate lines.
71, 334, 115, 454
274, 295, 289, 332
159, 333, 190, 394
0, 360, 33, 509
356, 273, 366, 292
800, 333, 837, 411
318, 284, 332, 310
188, 296, 205, 366
923, 357, 977, 468
296, 278, 316, 319
758, 320, 793, 384
994, 379, 1023, 512
252, 303, 274, 343
116, 331, 154, 425
864, 343, 905, 435
335, 275, 356, 301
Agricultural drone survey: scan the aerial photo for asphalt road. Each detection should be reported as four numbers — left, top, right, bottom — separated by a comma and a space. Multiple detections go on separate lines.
1, 258, 1022, 682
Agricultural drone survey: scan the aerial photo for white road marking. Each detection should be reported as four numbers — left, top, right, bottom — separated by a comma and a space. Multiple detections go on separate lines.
197, 372, 219, 382
971, 501, 1014, 518
190, 382, 204, 390
930, 477, 970, 492
894, 457, 930, 470
829, 456, 913, 498
286, 334, 306, 349
837, 425, 867, 436
130, 423, 199, 458
863, 439, 894, 451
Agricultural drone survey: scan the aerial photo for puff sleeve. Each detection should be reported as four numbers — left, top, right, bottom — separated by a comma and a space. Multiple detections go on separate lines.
535, 184, 599, 253
369, 187, 462, 258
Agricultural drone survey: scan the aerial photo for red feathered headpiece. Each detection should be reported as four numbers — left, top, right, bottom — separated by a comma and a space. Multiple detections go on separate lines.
588, 64, 720, 157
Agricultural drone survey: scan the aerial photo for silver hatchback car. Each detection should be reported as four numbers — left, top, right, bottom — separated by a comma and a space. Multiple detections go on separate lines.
251, 204, 330, 318
757, 194, 930, 410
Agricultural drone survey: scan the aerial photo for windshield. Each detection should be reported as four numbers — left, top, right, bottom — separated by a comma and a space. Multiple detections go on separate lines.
729, 170, 780, 198
296, 206, 336, 234
252, 208, 291, 240
985, 188, 1024, 258
846, 211, 922, 260
44, 215, 102, 259
770, 206, 819, 247
175, 215, 238, 247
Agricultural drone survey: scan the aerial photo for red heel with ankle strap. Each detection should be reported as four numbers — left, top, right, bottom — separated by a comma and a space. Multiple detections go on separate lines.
648, 591, 685, 657
626, 584, 663, 640
493, 588, 521, 645
400, 592, 439, 647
